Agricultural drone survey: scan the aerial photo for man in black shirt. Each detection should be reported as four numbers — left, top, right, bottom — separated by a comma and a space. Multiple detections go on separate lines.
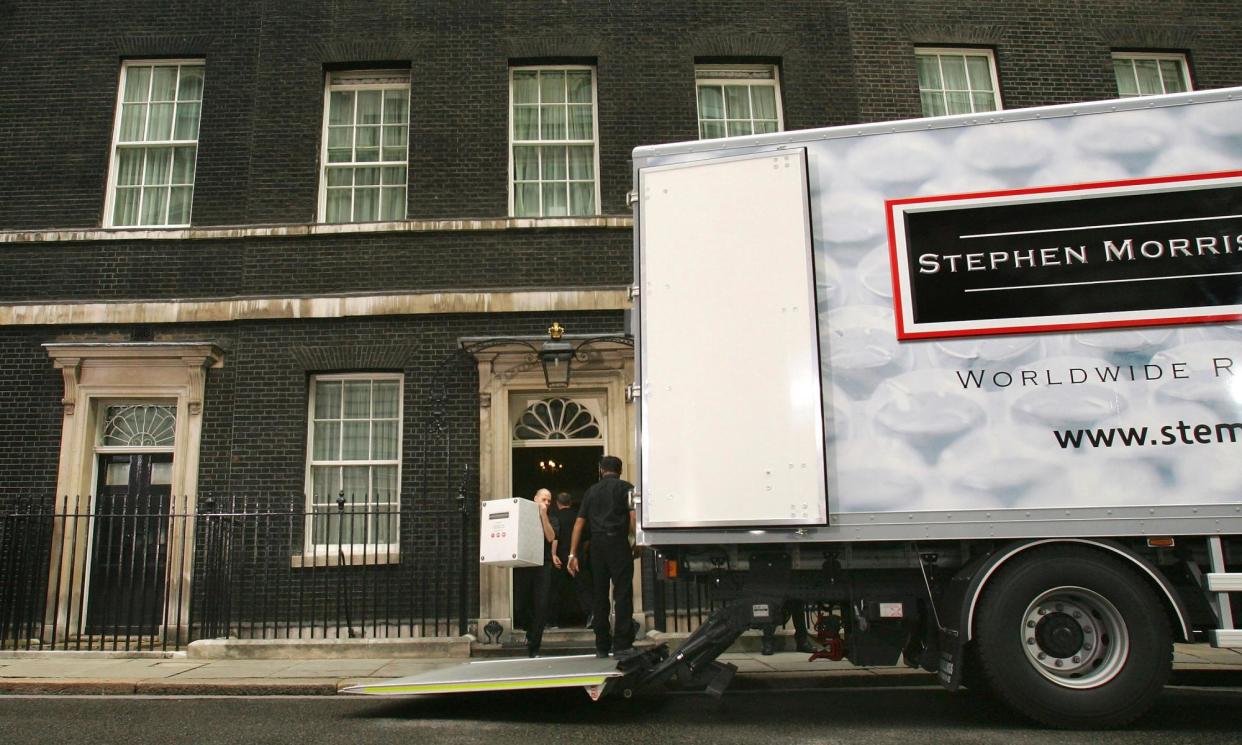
568, 455, 636, 657
526, 488, 558, 657
548, 491, 593, 627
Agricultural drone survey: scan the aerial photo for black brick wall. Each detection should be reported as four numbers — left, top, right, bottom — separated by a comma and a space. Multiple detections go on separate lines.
5, 1, 1236, 234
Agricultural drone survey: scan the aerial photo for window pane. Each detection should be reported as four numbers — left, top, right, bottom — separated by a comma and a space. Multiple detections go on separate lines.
921, 91, 946, 117
372, 420, 397, 460
380, 186, 405, 220
140, 186, 168, 224
177, 66, 204, 102
144, 148, 171, 185
174, 102, 200, 140
356, 125, 379, 148
355, 166, 380, 186
328, 148, 352, 163
542, 182, 568, 216
354, 188, 378, 220
113, 187, 140, 226
341, 466, 369, 500
373, 466, 398, 501
167, 186, 192, 224
171, 146, 194, 183
326, 167, 351, 187
539, 70, 566, 103
381, 166, 406, 185
150, 66, 178, 101
326, 189, 351, 222
965, 56, 993, 91
567, 105, 593, 140
312, 466, 340, 501
972, 92, 997, 112
356, 90, 382, 124
313, 421, 341, 460
514, 183, 540, 216
119, 103, 146, 142
328, 126, 352, 149
566, 71, 592, 103
567, 145, 593, 179
700, 120, 726, 139
328, 91, 354, 126
723, 86, 751, 119
512, 70, 538, 104
315, 380, 342, 418
1160, 60, 1186, 93
373, 380, 399, 417
373, 510, 396, 544
541, 105, 566, 139
916, 55, 942, 90
754, 120, 778, 134
383, 125, 407, 148
541, 146, 566, 180
513, 146, 539, 180
941, 56, 968, 90
342, 422, 370, 459
569, 182, 594, 216
116, 148, 144, 185
513, 105, 538, 140
698, 86, 724, 120
343, 380, 371, 418
752, 86, 777, 120
123, 66, 151, 103
383, 90, 408, 123
945, 91, 972, 114
1134, 59, 1162, 95
146, 102, 174, 141
726, 120, 753, 137
1114, 60, 1138, 96
355, 147, 379, 163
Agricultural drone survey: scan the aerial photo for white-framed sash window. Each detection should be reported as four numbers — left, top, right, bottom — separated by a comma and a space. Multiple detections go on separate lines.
319, 70, 411, 223
509, 65, 600, 217
105, 60, 205, 227
1112, 52, 1192, 97
304, 373, 403, 554
915, 48, 1002, 117
695, 65, 783, 139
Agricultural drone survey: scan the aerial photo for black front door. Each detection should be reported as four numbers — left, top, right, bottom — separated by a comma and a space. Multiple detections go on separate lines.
85, 453, 172, 634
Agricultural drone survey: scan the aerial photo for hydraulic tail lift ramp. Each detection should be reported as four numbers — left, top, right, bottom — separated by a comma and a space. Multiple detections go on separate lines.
343, 603, 762, 700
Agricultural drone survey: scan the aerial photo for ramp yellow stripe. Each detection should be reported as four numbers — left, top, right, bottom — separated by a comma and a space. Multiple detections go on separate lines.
356, 675, 611, 695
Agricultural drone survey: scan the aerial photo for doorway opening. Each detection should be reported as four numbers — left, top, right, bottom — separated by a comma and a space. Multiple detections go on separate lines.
508, 393, 607, 633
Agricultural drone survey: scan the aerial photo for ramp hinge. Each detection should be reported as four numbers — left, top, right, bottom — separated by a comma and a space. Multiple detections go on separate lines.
626, 383, 641, 402
625, 190, 639, 208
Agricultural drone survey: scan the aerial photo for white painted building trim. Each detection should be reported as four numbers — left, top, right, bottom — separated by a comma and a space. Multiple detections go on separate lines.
0, 216, 633, 244
0, 288, 630, 326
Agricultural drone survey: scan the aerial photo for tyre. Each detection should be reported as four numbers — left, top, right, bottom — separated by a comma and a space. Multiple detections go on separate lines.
973, 546, 1172, 729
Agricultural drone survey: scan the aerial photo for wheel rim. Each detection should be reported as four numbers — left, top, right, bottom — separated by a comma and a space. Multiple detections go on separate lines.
1020, 586, 1129, 689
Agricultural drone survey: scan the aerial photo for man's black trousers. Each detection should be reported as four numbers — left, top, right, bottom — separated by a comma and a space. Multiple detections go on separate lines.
589, 534, 634, 653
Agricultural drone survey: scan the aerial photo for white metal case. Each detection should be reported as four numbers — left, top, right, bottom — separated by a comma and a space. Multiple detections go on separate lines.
479, 498, 544, 567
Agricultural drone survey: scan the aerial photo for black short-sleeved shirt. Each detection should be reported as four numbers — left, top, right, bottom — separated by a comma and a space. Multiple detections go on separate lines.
552, 504, 578, 561
577, 474, 634, 538
542, 507, 559, 562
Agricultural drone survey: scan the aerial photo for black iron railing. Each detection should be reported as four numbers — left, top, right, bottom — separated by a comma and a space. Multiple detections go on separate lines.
0, 495, 469, 651
646, 556, 720, 634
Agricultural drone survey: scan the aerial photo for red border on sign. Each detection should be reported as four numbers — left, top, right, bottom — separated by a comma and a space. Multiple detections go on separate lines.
885, 169, 1242, 341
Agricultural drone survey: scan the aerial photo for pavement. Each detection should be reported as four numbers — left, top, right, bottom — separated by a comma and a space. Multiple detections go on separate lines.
0, 642, 1239, 696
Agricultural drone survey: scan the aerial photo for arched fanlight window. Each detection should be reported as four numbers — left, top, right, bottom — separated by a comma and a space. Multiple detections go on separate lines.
513, 397, 600, 440
101, 404, 177, 447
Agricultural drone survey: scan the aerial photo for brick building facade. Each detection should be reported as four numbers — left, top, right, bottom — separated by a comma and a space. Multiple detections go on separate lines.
1, 1, 1240, 648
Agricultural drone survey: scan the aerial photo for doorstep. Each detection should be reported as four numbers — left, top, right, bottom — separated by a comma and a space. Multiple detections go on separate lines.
186, 636, 473, 660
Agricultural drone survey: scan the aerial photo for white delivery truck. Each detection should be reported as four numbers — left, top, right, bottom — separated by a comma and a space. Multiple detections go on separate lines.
629, 85, 1242, 728
349, 88, 1242, 728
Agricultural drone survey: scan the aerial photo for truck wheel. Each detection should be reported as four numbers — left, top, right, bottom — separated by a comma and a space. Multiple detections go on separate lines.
973, 546, 1171, 729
